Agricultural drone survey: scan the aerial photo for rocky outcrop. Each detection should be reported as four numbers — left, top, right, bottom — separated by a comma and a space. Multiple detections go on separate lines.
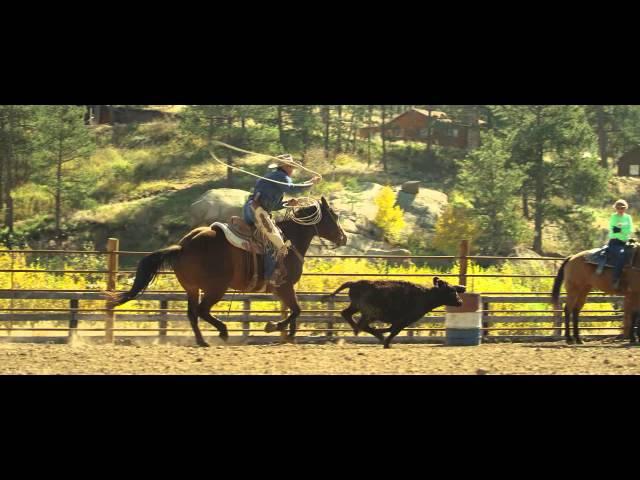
189, 188, 250, 226
187, 182, 449, 256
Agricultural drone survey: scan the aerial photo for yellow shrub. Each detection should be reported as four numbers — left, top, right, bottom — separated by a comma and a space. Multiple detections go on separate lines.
374, 186, 405, 243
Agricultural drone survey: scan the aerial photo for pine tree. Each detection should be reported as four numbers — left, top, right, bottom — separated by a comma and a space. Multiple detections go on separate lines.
33, 106, 95, 238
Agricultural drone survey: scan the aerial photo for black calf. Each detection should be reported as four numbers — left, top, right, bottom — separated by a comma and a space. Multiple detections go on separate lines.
324, 277, 466, 348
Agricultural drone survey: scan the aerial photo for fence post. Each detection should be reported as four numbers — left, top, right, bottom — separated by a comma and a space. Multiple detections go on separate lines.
327, 298, 335, 338
105, 238, 119, 344
482, 302, 490, 339
159, 299, 168, 343
553, 300, 563, 338
242, 300, 251, 337
459, 239, 469, 286
68, 298, 79, 343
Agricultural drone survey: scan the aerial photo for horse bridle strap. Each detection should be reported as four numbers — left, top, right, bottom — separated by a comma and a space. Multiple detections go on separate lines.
289, 244, 304, 263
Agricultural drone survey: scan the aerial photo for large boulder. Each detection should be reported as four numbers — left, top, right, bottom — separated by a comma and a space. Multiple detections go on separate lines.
189, 188, 250, 226
396, 187, 448, 229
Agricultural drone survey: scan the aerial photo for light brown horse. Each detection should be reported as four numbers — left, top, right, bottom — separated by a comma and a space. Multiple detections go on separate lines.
110, 197, 347, 346
551, 248, 640, 344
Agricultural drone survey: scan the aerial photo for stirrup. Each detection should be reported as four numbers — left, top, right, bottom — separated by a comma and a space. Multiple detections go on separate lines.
269, 270, 287, 287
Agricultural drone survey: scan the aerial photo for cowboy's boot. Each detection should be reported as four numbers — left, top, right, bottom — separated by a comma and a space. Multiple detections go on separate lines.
596, 251, 607, 275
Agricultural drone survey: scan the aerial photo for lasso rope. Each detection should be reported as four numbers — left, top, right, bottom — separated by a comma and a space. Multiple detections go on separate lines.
284, 197, 322, 226
208, 140, 323, 188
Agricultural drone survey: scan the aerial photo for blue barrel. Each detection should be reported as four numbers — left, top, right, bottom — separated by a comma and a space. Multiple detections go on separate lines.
445, 328, 481, 346
445, 293, 482, 347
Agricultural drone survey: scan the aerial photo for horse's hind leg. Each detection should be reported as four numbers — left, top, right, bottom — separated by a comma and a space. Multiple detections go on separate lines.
186, 289, 209, 347
564, 305, 572, 344
571, 292, 588, 345
198, 290, 229, 343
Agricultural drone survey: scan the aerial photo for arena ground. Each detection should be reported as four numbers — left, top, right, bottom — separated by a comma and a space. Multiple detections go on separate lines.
0, 339, 639, 374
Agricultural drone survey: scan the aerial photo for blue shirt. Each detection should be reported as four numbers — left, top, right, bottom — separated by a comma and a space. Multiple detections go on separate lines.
247, 168, 312, 213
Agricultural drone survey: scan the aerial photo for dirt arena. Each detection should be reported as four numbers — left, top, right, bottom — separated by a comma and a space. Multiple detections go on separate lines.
0, 339, 640, 374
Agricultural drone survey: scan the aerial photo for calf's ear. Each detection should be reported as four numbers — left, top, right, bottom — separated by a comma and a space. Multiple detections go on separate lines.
455, 285, 466, 293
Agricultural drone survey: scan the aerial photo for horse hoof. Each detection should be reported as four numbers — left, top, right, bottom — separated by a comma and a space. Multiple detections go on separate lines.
198, 341, 210, 348
264, 322, 278, 333
566, 338, 575, 345
575, 338, 584, 345
220, 333, 229, 342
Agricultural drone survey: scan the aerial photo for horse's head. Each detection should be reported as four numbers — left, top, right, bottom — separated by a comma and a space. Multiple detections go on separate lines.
316, 196, 348, 247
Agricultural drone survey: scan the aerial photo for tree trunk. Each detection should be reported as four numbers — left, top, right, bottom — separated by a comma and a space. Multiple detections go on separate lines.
367, 105, 373, 167
301, 106, 310, 160
522, 190, 529, 220
336, 105, 343, 153
595, 105, 609, 169
226, 116, 234, 187
381, 105, 387, 172
426, 106, 434, 155
322, 105, 330, 159
276, 105, 285, 150
240, 112, 247, 147
532, 110, 544, 253
4, 108, 15, 234
348, 107, 358, 153
55, 136, 63, 237
0, 116, 5, 219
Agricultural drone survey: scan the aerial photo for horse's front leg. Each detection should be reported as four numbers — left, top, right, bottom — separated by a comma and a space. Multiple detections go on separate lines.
265, 284, 301, 342
631, 311, 639, 344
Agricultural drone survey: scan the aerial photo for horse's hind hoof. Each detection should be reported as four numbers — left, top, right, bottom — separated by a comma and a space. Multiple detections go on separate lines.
575, 338, 584, 345
264, 322, 278, 333
197, 341, 210, 348
219, 333, 229, 342
566, 338, 575, 345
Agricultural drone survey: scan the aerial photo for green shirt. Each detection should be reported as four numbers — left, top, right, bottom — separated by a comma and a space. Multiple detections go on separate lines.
609, 213, 633, 242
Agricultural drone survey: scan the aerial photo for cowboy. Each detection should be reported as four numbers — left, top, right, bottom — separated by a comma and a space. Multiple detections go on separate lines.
243, 154, 321, 287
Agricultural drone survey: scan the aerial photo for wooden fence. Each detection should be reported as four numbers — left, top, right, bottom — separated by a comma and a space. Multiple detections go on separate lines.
0, 239, 628, 343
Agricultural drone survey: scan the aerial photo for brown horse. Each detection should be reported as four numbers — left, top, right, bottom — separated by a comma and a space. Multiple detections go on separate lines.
110, 197, 347, 346
551, 248, 640, 344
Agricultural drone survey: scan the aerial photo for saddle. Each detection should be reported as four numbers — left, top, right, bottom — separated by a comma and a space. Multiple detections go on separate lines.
584, 239, 639, 273
210, 217, 277, 292
211, 216, 266, 253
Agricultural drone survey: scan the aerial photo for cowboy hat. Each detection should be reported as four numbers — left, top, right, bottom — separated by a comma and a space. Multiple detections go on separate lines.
268, 154, 295, 169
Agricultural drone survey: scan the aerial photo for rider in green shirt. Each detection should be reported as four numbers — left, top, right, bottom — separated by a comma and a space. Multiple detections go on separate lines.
608, 199, 633, 290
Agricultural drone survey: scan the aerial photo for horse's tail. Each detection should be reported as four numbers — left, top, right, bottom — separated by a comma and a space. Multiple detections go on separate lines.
106, 245, 182, 305
551, 257, 570, 305
321, 282, 354, 302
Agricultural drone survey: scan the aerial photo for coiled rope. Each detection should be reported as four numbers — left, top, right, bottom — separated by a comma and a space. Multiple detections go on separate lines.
208, 140, 323, 188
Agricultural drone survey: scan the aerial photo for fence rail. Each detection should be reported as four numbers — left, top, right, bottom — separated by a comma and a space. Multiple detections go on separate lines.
0, 239, 627, 343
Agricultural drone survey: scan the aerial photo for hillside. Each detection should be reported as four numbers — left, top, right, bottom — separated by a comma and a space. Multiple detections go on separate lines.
11, 112, 639, 261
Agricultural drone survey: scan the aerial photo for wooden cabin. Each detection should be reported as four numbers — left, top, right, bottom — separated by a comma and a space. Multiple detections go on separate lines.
85, 106, 177, 125
358, 108, 484, 150
618, 146, 640, 176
